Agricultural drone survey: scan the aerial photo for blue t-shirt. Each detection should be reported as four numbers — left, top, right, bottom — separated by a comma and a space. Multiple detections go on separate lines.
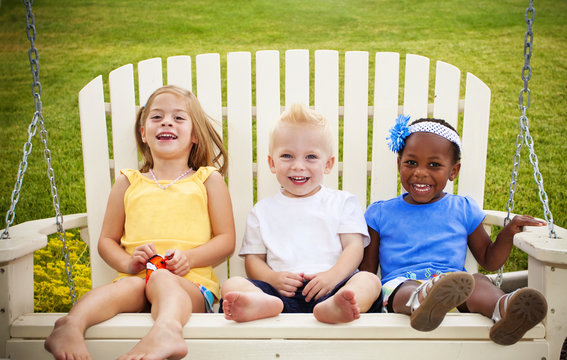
364, 193, 485, 284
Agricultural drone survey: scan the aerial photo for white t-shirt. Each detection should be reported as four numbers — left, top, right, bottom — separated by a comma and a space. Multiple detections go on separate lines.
239, 186, 370, 274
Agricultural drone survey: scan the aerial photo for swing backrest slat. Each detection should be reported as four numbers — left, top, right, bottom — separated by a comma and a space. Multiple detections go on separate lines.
314, 50, 340, 191
256, 50, 281, 201
285, 50, 310, 108
138, 58, 164, 106
109, 64, 138, 178
433, 60, 461, 195
195, 54, 223, 138
79, 50, 491, 289
342, 51, 369, 208
226, 51, 254, 279
403, 54, 430, 119
459, 73, 491, 206
79, 76, 115, 287
371, 52, 400, 203
166, 55, 192, 92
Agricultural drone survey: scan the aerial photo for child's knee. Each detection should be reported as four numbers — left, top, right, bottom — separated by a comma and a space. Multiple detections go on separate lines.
221, 276, 251, 295
356, 271, 382, 289
117, 275, 146, 292
146, 268, 177, 287
472, 272, 490, 282
472, 273, 500, 292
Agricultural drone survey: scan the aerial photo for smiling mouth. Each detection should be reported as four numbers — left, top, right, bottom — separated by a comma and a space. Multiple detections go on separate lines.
156, 133, 177, 140
289, 176, 309, 184
412, 184, 432, 193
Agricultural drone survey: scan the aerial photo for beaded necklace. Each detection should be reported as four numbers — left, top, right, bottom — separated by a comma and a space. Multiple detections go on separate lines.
149, 168, 192, 190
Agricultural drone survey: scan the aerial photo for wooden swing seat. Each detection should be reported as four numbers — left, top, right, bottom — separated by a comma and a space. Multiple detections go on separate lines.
2, 50, 566, 360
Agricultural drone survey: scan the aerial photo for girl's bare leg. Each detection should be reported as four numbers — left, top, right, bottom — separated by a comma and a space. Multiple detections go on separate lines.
45, 276, 147, 360
462, 273, 547, 345
118, 269, 203, 360
391, 280, 420, 315
314, 271, 381, 324
459, 273, 504, 317
391, 272, 474, 331
221, 276, 284, 322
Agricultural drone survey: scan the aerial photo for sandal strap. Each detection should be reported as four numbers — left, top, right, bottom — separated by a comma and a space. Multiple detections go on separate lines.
492, 289, 517, 323
405, 275, 443, 313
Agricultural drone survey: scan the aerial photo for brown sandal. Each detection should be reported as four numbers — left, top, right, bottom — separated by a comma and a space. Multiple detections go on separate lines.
406, 272, 474, 331
489, 287, 547, 345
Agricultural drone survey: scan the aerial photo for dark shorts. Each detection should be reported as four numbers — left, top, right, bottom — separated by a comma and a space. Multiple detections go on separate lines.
220, 271, 383, 314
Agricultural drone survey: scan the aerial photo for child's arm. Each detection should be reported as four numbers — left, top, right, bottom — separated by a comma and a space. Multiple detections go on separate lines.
166, 171, 236, 276
468, 215, 546, 272
244, 254, 304, 297
302, 233, 364, 302
98, 174, 156, 274
359, 227, 380, 274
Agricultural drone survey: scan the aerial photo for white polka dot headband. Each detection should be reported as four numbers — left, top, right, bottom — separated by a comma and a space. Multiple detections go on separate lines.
387, 115, 462, 153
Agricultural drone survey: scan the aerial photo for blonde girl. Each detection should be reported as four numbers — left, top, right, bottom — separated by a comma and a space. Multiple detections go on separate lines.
46, 85, 235, 360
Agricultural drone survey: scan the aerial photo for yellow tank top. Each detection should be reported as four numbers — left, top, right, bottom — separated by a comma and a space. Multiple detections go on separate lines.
115, 166, 220, 299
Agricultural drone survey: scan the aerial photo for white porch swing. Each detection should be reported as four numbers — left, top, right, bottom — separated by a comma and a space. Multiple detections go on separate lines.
1, 1, 566, 359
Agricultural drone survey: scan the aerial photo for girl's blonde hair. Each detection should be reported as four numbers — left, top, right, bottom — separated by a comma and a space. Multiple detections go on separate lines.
269, 103, 334, 156
135, 85, 228, 175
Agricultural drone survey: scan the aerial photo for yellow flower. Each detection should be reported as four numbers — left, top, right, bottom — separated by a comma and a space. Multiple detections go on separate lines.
34, 229, 92, 312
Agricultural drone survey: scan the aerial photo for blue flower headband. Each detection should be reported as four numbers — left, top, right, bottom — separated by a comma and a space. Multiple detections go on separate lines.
387, 115, 462, 153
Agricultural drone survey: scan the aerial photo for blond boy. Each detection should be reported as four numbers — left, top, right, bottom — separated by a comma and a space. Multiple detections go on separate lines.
221, 104, 381, 324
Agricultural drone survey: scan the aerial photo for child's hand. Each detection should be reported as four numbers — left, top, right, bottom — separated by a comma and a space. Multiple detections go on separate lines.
271, 272, 304, 297
302, 271, 339, 302
129, 243, 157, 274
165, 249, 191, 277
502, 215, 546, 239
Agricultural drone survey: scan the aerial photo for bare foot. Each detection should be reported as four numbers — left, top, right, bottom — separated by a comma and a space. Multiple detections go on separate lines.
117, 320, 187, 360
222, 291, 283, 322
313, 289, 360, 324
45, 316, 91, 360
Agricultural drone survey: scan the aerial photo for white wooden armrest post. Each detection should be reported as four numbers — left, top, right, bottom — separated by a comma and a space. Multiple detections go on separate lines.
0, 228, 42, 357
0, 213, 87, 356
516, 227, 567, 360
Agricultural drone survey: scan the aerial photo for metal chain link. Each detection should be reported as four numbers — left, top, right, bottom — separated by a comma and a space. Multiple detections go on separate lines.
499, 0, 557, 288
1, 0, 77, 304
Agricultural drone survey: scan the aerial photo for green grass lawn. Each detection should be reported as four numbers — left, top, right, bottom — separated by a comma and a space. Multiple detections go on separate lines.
1, 0, 566, 288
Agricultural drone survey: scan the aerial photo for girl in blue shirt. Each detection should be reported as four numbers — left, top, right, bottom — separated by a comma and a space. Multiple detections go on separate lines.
361, 116, 547, 345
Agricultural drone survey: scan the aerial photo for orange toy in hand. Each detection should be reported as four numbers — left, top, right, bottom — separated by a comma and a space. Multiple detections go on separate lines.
146, 254, 167, 283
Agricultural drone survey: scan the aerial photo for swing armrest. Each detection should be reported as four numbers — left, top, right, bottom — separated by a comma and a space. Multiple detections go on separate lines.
515, 223, 567, 265
482, 209, 508, 227
0, 213, 88, 343
478, 209, 567, 292
482, 209, 567, 265
0, 213, 88, 263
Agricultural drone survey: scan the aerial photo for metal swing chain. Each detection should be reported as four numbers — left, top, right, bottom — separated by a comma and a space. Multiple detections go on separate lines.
1, 0, 77, 304
498, 0, 557, 288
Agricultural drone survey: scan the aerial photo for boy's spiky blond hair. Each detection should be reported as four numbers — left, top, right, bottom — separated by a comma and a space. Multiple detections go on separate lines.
269, 103, 333, 156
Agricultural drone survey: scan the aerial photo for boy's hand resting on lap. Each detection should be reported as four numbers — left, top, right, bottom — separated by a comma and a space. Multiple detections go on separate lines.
302, 271, 340, 302
271, 272, 304, 297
